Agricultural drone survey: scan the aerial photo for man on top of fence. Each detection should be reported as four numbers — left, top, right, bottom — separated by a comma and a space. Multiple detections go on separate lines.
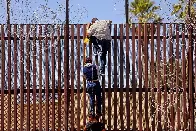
83, 57, 102, 119
86, 18, 112, 75
84, 114, 105, 131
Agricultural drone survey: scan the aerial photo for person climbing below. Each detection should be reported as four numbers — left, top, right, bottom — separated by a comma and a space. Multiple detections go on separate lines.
83, 57, 102, 118
83, 114, 106, 131
86, 18, 112, 75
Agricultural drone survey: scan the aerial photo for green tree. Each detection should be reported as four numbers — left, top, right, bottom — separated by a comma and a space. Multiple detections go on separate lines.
129, 0, 163, 86
171, 0, 196, 23
129, 0, 162, 23
129, 0, 163, 35
129, 1, 164, 125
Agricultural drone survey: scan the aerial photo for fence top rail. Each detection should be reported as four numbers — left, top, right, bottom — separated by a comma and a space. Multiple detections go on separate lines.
0, 23, 187, 25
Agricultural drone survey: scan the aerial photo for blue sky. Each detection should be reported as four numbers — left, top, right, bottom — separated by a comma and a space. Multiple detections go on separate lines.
0, 0, 178, 24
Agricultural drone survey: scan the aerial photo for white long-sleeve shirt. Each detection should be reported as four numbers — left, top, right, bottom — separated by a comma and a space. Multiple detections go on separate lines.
87, 20, 112, 40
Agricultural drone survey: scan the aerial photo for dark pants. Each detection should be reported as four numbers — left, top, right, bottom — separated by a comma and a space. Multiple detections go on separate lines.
86, 81, 102, 115
89, 36, 110, 73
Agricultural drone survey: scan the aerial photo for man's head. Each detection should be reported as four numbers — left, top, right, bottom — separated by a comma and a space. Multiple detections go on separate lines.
85, 57, 92, 64
91, 18, 98, 23
88, 113, 95, 121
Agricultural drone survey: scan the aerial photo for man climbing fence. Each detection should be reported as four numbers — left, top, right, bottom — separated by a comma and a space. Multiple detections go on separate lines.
85, 18, 112, 75
83, 57, 102, 118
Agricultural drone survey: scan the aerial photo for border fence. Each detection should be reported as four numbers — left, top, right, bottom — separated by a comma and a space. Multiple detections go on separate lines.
0, 23, 195, 130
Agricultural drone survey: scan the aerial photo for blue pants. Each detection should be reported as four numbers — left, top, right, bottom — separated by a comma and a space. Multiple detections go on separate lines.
86, 81, 102, 115
89, 36, 110, 73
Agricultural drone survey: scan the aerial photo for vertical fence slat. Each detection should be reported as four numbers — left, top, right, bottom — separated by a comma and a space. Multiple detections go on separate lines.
89, 25, 92, 59
14, 24, 18, 130
195, 26, 196, 114
102, 61, 106, 123
195, 26, 196, 127
193, 24, 196, 116
76, 24, 81, 131
51, 25, 55, 131
113, 24, 117, 131
119, 24, 124, 130
38, 25, 43, 131
63, 24, 69, 131
63, 28, 69, 130
102, 81, 106, 122
138, 23, 143, 131
13, 24, 18, 130
132, 24, 137, 131
144, 23, 149, 131
33, 25, 37, 131
169, 24, 175, 131
188, 24, 194, 131
182, 24, 187, 130
20, 24, 24, 131
70, 24, 75, 131
1, 24, 5, 131
7, 24, 11, 131
45, 24, 49, 131
101, 23, 108, 124
163, 23, 168, 130
156, 23, 161, 130
125, 23, 130, 131
83, 24, 86, 125
57, 25, 62, 130
175, 24, 180, 130
150, 23, 155, 131
26, 24, 31, 131
108, 24, 112, 131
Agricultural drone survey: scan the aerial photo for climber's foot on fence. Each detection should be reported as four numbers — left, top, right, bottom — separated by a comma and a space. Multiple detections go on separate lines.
95, 113, 102, 121
100, 70, 105, 76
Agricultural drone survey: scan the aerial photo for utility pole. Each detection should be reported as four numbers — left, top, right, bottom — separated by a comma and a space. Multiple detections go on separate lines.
66, 0, 69, 79
125, 0, 129, 23
64, 0, 69, 130
187, 0, 194, 130
6, 0, 10, 24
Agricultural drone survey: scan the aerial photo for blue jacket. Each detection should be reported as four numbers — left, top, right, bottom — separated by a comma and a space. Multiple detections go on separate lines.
83, 63, 98, 81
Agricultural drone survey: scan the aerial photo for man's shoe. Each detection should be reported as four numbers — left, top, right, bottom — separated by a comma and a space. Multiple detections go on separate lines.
98, 51, 103, 56
100, 70, 105, 76
100, 73, 105, 76
95, 115, 100, 121
94, 52, 98, 56
96, 112, 102, 116
95, 113, 102, 121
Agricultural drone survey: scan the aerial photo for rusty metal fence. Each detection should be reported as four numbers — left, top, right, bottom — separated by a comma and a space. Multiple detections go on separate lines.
0, 23, 195, 130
